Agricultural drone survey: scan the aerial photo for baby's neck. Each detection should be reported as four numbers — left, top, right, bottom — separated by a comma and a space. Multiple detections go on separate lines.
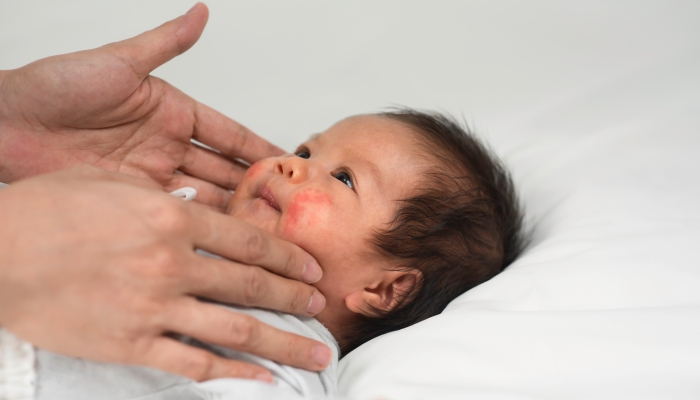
313, 299, 359, 352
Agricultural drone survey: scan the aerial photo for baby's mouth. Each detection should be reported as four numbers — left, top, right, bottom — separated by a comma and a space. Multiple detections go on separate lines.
258, 185, 281, 211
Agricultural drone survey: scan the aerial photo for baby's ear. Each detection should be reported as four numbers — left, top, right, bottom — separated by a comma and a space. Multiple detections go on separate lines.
345, 269, 422, 318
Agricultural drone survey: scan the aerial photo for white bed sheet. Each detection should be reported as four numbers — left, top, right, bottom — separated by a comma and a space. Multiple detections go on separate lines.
2, 1, 699, 399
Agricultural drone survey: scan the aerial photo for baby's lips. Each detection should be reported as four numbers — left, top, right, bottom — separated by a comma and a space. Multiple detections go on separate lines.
258, 185, 281, 211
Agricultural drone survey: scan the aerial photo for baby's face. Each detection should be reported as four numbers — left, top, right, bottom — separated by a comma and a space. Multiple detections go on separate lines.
227, 116, 428, 327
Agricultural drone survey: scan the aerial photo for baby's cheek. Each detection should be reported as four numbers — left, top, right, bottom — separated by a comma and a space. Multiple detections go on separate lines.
281, 188, 333, 238
244, 160, 266, 181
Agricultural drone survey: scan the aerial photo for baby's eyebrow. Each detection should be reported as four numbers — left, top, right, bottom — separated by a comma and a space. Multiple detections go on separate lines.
345, 149, 382, 191
307, 133, 322, 141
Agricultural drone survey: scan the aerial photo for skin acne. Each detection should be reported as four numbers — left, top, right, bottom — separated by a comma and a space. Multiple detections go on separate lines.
283, 188, 333, 236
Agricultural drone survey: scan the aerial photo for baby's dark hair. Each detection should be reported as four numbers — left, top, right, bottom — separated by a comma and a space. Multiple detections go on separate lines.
342, 108, 525, 354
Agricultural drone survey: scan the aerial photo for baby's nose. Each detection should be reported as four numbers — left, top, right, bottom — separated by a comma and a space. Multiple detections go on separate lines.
274, 157, 308, 183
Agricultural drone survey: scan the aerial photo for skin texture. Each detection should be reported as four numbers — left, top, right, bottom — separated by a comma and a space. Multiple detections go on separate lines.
0, 4, 333, 382
228, 116, 427, 343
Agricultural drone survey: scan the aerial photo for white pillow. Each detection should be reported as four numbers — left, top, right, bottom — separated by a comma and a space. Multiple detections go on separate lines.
338, 64, 700, 400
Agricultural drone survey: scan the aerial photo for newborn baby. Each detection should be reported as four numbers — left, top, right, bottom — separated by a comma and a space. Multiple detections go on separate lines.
34, 109, 524, 399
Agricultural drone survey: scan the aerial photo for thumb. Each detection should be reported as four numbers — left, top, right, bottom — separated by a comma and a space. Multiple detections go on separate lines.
107, 3, 209, 80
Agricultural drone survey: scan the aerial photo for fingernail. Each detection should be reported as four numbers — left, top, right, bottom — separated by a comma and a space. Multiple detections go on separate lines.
301, 261, 322, 283
305, 291, 326, 315
187, 3, 200, 14
312, 345, 331, 368
255, 372, 273, 383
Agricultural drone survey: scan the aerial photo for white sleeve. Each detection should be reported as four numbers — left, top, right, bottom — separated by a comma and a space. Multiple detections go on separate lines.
0, 328, 35, 400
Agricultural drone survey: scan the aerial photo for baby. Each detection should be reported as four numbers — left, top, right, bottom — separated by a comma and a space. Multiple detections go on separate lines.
227, 108, 524, 353
34, 108, 524, 399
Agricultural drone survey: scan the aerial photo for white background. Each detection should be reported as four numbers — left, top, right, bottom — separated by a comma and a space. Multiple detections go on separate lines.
2, 1, 697, 153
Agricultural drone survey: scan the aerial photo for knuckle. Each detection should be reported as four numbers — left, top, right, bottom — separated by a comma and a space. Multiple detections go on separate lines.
232, 125, 251, 153
243, 229, 269, 263
227, 315, 259, 348
282, 336, 301, 363
128, 296, 167, 324
242, 267, 266, 306
139, 243, 181, 280
181, 352, 215, 381
281, 251, 298, 278
148, 201, 189, 234
289, 287, 308, 313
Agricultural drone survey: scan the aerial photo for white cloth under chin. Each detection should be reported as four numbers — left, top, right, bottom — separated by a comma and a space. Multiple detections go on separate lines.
0, 328, 35, 400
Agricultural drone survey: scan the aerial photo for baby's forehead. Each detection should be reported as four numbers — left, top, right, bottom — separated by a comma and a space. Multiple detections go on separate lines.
304, 115, 432, 190
306, 115, 420, 147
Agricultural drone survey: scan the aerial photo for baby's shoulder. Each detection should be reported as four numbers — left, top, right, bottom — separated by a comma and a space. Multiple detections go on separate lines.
192, 304, 340, 397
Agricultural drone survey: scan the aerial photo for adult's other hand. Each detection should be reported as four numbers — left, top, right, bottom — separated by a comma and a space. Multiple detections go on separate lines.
0, 166, 330, 382
0, 3, 278, 212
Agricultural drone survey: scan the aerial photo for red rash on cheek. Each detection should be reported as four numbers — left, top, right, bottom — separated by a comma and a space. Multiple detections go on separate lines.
244, 161, 266, 181
283, 189, 332, 235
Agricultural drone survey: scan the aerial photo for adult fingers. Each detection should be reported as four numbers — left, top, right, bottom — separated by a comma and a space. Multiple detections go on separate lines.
165, 173, 232, 212
179, 144, 249, 190
139, 336, 273, 382
193, 102, 285, 165
185, 254, 325, 316
184, 205, 323, 284
107, 3, 209, 80
166, 300, 332, 372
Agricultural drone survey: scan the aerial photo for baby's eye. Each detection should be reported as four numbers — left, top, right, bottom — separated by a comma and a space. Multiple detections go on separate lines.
334, 171, 354, 190
295, 150, 310, 159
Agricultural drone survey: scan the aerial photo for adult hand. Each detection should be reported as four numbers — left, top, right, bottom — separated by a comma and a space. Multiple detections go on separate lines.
0, 3, 277, 212
0, 166, 330, 382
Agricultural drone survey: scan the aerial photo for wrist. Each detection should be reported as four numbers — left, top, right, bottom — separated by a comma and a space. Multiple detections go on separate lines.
0, 70, 10, 184
0, 70, 11, 183
0, 70, 30, 184
0, 70, 7, 113
0, 70, 7, 122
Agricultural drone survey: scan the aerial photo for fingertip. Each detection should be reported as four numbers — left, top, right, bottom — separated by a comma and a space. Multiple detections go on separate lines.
305, 291, 326, 316
227, 362, 273, 383
301, 260, 323, 283
254, 372, 274, 383
177, 3, 210, 53
109, 2, 210, 78
312, 345, 332, 369
186, 2, 209, 21
186, 2, 202, 14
